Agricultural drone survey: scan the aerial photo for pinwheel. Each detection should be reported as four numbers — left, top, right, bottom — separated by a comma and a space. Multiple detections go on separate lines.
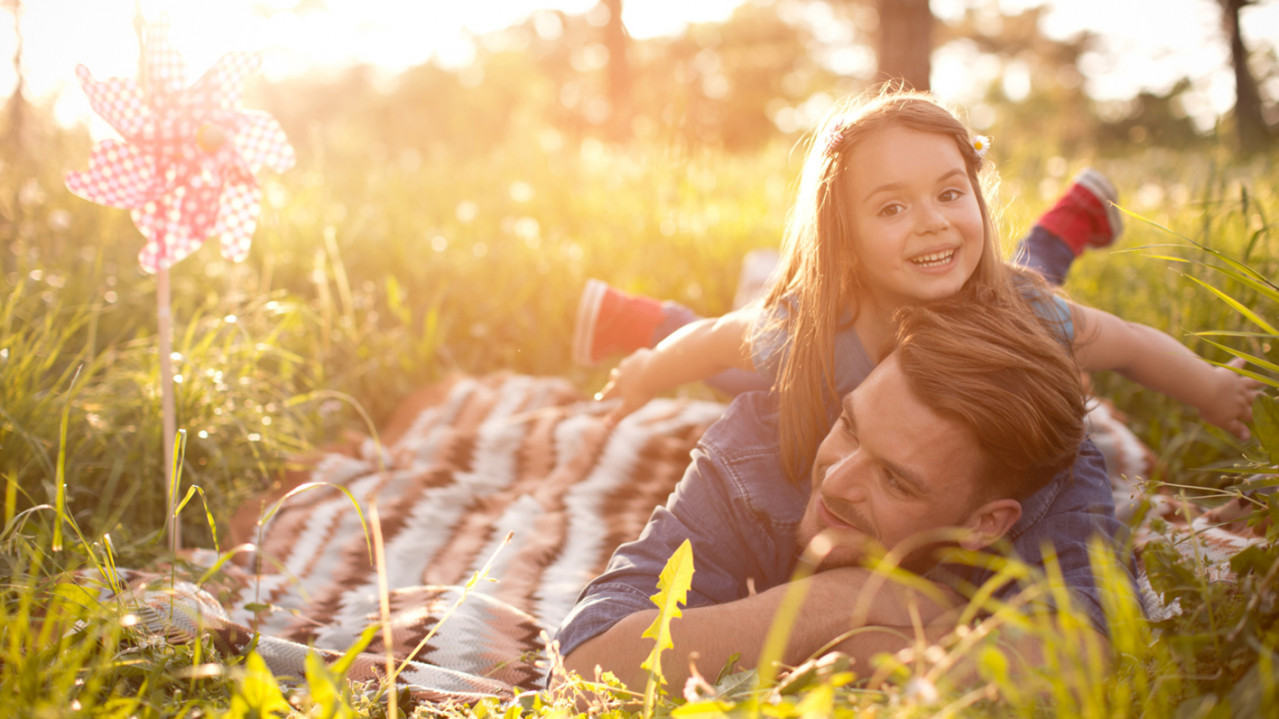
66, 20, 295, 271
65, 19, 295, 550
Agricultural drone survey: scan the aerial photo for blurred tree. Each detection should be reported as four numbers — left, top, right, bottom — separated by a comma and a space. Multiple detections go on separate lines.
600, 0, 632, 140
632, 1, 843, 149
1219, 0, 1273, 150
250, 0, 328, 16
3, 0, 25, 159
1093, 80, 1205, 149
873, 0, 932, 90
942, 4, 1098, 148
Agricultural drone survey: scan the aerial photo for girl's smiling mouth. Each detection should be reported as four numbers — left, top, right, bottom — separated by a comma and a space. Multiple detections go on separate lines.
909, 248, 956, 268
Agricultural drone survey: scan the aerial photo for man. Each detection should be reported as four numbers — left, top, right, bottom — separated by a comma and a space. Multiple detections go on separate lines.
554, 291, 1133, 691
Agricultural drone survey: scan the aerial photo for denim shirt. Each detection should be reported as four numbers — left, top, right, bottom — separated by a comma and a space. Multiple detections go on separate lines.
750, 287, 1073, 394
553, 390, 1132, 660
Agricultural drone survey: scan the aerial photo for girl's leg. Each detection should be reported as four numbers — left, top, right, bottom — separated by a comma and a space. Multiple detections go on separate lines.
572, 279, 666, 366
1014, 168, 1123, 286
573, 280, 770, 395
1016, 225, 1078, 286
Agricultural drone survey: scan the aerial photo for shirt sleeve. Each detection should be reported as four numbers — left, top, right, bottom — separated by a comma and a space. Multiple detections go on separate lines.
1004, 439, 1136, 636
749, 301, 875, 399
553, 393, 806, 659
1015, 274, 1076, 344
749, 301, 789, 385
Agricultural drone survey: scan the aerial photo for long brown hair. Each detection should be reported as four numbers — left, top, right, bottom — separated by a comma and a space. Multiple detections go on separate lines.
759, 87, 1019, 481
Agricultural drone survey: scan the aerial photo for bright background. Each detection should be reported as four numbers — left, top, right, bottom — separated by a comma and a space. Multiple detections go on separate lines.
4, 0, 1278, 130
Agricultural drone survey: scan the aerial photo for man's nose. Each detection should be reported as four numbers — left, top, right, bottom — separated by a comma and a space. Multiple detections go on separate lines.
821, 451, 870, 501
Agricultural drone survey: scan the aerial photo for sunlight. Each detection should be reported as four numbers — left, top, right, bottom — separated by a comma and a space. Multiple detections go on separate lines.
4, 0, 1271, 133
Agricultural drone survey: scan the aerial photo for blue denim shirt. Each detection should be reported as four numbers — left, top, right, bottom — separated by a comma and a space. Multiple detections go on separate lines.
554, 390, 1132, 660
751, 285, 1073, 394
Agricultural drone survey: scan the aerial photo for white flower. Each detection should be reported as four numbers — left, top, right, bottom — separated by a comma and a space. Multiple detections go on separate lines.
972, 134, 992, 158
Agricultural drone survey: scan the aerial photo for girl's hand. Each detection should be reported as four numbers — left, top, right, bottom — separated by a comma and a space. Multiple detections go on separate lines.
595, 348, 657, 426
1201, 357, 1265, 440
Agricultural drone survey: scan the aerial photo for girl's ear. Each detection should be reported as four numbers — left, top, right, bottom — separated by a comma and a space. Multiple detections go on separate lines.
958, 499, 1022, 551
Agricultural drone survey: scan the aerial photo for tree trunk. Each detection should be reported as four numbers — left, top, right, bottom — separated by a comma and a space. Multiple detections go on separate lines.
875, 0, 932, 91
4, 0, 24, 164
601, 0, 631, 140
1220, 0, 1271, 150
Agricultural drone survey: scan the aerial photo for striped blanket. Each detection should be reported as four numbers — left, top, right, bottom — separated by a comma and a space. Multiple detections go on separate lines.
83, 373, 1269, 705
90, 373, 725, 703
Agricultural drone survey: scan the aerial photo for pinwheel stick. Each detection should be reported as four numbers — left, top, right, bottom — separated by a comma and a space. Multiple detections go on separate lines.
157, 259, 180, 554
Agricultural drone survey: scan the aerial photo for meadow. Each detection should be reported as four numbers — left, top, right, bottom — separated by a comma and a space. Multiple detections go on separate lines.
1, 106, 1277, 716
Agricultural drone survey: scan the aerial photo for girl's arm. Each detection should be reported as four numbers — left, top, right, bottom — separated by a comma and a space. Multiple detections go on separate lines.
595, 307, 757, 424
1069, 302, 1263, 439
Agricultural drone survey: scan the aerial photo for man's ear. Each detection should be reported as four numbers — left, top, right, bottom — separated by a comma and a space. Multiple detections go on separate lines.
958, 499, 1022, 551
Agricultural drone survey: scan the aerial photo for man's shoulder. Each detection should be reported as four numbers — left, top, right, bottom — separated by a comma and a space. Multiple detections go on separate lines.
688, 390, 808, 530
698, 390, 783, 458
1009, 438, 1123, 550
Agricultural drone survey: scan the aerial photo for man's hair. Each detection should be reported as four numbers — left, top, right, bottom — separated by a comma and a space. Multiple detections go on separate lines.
891, 287, 1086, 501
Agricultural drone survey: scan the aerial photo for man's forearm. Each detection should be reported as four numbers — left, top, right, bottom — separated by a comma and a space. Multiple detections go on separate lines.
561, 569, 956, 692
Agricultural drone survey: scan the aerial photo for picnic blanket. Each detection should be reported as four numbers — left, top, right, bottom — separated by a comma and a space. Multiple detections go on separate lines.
80, 373, 1270, 705
85, 373, 725, 704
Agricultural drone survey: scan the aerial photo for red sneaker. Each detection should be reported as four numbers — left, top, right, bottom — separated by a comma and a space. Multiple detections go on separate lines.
1037, 168, 1124, 255
572, 279, 665, 366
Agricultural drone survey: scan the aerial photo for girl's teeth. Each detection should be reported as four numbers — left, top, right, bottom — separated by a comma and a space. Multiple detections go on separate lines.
912, 250, 954, 267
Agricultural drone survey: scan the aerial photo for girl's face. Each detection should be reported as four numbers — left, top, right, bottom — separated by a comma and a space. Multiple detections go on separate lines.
842, 126, 985, 309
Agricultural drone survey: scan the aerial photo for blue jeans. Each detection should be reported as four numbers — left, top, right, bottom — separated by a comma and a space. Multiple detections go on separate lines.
652, 226, 1076, 395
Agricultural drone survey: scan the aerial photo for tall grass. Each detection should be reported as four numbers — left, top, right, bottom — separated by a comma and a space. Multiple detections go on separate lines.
1, 111, 1275, 715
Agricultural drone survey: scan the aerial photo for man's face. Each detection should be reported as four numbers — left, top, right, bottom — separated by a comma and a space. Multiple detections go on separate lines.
796, 353, 989, 572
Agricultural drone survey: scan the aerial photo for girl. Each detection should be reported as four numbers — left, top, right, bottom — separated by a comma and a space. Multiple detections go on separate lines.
580, 89, 1261, 480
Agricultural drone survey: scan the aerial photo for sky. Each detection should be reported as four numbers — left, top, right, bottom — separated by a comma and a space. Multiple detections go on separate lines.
1, 0, 1276, 130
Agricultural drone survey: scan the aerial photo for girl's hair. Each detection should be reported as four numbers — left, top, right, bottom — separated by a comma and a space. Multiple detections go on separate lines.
759, 87, 1017, 482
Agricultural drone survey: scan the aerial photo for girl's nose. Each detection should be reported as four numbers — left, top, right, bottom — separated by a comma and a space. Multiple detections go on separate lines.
917, 203, 950, 234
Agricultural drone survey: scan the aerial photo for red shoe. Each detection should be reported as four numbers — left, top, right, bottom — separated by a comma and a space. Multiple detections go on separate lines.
572, 279, 665, 366
1037, 168, 1124, 255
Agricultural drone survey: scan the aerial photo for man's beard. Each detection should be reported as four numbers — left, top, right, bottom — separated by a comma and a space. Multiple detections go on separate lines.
794, 496, 951, 575
794, 496, 877, 572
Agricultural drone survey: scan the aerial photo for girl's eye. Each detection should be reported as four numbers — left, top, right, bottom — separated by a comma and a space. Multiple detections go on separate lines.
878, 203, 905, 217
939, 188, 963, 202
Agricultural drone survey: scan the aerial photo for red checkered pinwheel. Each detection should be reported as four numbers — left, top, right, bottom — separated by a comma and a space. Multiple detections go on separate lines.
66, 21, 295, 272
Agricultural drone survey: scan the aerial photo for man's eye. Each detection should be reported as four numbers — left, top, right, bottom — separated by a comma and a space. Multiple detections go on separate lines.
884, 472, 905, 493
839, 415, 858, 440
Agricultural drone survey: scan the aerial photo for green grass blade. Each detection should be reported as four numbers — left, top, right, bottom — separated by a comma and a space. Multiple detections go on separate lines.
52, 365, 83, 553
1181, 275, 1278, 335
1195, 336, 1279, 375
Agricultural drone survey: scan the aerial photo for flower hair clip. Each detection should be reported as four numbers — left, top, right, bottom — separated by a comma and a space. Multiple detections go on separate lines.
971, 135, 991, 158
823, 122, 850, 157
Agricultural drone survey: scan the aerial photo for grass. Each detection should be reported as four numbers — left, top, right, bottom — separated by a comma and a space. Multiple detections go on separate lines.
1, 108, 1277, 716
